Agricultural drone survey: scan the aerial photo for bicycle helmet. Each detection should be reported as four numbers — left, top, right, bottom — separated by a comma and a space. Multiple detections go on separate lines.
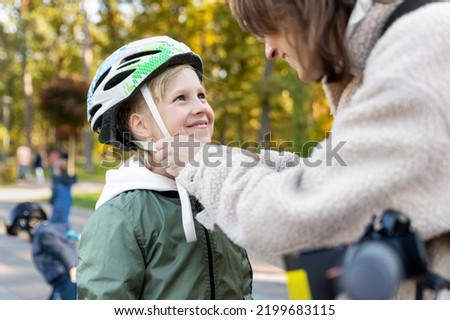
5, 202, 48, 240
87, 36, 203, 150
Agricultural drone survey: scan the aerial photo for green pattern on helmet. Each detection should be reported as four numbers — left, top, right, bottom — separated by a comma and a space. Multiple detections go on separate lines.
120, 42, 185, 95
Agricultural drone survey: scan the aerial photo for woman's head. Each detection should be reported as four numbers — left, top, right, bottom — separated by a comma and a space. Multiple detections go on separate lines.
228, 0, 356, 83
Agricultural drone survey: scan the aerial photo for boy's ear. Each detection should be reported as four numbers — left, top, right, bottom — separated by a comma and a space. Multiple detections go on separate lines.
129, 113, 151, 138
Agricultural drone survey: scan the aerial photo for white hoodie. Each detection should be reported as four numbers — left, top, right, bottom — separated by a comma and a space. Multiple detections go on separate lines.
96, 155, 178, 209
96, 155, 196, 242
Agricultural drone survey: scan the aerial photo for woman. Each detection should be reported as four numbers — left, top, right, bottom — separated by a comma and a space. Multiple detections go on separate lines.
155, 0, 450, 299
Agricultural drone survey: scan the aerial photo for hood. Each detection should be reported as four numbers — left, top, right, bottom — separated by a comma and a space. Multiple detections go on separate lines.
95, 155, 197, 243
96, 155, 177, 209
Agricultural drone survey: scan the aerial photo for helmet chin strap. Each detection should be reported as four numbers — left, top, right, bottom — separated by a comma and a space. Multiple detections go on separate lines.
140, 85, 197, 243
140, 85, 171, 138
345, 0, 373, 40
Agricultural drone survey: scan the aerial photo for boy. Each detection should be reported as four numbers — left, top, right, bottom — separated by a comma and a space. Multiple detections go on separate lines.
77, 36, 253, 299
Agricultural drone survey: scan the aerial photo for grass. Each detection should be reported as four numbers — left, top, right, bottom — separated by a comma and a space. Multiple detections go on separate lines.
35, 192, 101, 211
71, 162, 106, 209
72, 192, 101, 210
75, 162, 108, 183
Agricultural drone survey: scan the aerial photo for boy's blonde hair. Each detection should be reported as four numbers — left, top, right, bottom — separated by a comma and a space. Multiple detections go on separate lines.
149, 64, 199, 104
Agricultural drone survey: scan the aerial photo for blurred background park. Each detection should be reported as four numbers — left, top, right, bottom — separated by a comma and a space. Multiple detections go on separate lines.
0, 0, 332, 195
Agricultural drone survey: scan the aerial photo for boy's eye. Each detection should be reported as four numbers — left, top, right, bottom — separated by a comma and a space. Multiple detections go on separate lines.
198, 92, 206, 100
174, 95, 186, 102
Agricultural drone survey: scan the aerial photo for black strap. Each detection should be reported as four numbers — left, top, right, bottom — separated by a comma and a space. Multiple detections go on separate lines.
152, 190, 180, 198
415, 271, 450, 299
380, 0, 439, 37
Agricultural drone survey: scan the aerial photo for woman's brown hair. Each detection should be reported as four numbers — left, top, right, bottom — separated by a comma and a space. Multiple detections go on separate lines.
228, 0, 356, 83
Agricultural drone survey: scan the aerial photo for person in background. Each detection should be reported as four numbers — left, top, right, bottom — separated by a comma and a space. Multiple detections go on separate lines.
47, 149, 60, 176
77, 36, 253, 300
154, 0, 450, 299
32, 221, 78, 300
16, 145, 32, 181
49, 159, 77, 225
33, 148, 46, 184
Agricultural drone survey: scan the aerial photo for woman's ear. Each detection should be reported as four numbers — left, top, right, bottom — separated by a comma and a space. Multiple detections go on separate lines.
129, 113, 151, 139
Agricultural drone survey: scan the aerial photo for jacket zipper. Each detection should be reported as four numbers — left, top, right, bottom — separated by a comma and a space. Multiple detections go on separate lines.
203, 227, 216, 300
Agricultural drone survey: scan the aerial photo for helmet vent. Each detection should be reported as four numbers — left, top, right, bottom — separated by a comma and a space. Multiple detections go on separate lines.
117, 59, 139, 70
92, 67, 111, 93
120, 50, 161, 65
104, 69, 134, 90
89, 104, 102, 119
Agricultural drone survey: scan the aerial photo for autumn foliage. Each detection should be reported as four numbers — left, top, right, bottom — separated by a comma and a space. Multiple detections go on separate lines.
39, 76, 89, 130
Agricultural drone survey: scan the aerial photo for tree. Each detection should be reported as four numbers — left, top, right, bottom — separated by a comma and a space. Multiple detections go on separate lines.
39, 76, 89, 173
1, 0, 332, 169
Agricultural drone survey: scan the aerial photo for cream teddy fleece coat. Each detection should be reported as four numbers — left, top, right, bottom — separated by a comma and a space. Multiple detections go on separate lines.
177, 1, 450, 299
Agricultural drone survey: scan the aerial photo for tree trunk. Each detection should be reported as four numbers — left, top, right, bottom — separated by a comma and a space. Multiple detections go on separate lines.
20, 0, 33, 147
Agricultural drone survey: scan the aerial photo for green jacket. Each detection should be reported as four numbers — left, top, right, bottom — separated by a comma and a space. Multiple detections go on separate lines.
77, 189, 253, 299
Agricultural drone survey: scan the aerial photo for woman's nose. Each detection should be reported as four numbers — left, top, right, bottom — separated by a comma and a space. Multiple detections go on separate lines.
265, 43, 279, 60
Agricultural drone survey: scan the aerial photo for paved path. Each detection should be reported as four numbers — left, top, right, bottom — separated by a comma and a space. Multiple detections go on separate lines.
0, 180, 288, 300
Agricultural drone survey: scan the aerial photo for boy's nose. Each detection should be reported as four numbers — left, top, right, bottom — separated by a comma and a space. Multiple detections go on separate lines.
191, 100, 210, 114
265, 43, 279, 60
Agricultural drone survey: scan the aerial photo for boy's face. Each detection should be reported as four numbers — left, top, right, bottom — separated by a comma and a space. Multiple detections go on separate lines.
156, 67, 214, 143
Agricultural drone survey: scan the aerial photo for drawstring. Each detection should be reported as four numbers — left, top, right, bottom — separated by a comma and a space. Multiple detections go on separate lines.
140, 85, 197, 242
176, 182, 197, 242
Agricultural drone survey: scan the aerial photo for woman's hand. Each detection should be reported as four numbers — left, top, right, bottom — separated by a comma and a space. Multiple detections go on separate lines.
154, 135, 204, 177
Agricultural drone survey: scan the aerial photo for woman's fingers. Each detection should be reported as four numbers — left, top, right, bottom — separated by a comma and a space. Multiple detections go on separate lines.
153, 137, 172, 163
154, 135, 203, 177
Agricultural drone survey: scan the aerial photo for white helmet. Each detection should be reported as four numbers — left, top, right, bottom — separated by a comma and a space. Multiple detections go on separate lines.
87, 36, 203, 150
